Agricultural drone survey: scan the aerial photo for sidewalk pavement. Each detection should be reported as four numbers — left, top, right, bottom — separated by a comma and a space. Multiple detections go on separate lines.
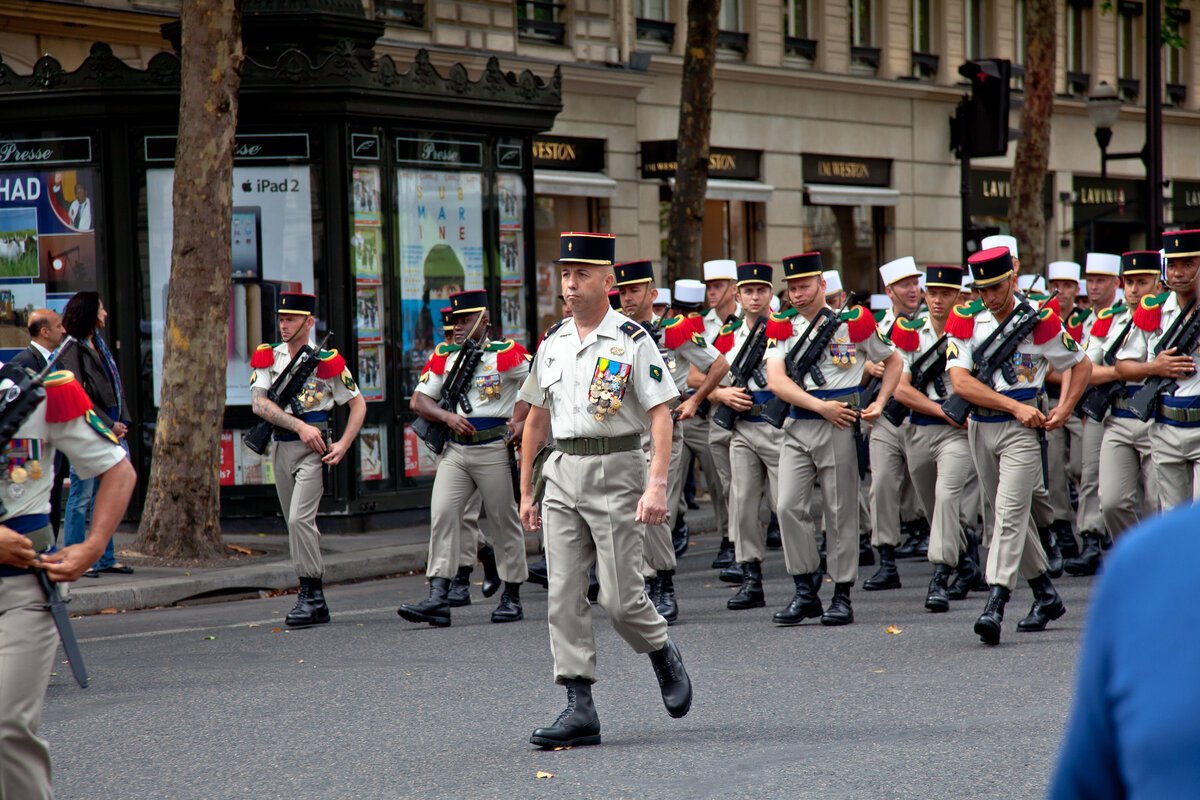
67, 500, 719, 616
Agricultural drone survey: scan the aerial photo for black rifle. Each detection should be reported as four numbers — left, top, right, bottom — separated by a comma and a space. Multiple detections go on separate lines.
941, 290, 1060, 426
1129, 296, 1200, 421
1080, 316, 1134, 421
712, 317, 769, 431
0, 337, 91, 688
411, 337, 484, 455
244, 333, 334, 455
761, 307, 838, 428
882, 334, 949, 427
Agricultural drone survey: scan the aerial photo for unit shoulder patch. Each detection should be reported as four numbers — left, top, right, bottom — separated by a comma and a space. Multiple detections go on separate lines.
85, 408, 119, 445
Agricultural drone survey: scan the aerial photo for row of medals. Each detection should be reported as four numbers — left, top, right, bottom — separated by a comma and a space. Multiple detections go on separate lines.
479, 383, 500, 403
587, 377, 622, 421
832, 338, 857, 368
7, 459, 42, 498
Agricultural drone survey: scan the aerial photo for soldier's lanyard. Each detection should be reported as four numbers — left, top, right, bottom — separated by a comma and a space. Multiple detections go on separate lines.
463, 312, 484, 344
714, 282, 733, 316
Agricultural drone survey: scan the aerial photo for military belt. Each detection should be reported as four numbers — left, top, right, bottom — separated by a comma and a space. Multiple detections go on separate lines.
970, 392, 1042, 423
274, 411, 329, 441
450, 424, 509, 446
1157, 403, 1200, 426
555, 434, 642, 456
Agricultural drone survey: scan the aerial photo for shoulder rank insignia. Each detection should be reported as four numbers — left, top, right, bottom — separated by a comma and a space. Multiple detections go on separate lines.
537, 319, 566, 352
712, 318, 743, 354
649, 364, 663, 382
661, 315, 695, 350
689, 331, 707, 348
945, 299, 984, 339
765, 307, 798, 342
839, 305, 877, 344
316, 349, 347, 379
84, 408, 119, 444
1133, 292, 1170, 332
426, 341, 461, 376
1032, 307, 1063, 345
44, 370, 92, 423
620, 320, 647, 342
250, 343, 278, 369
890, 317, 925, 352
485, 339, 531, 371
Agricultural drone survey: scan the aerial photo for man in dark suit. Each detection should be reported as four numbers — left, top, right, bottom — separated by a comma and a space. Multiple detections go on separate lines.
8, 309, 69, 541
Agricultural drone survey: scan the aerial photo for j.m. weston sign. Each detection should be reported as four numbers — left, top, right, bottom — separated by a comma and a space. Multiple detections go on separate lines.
802, 154, 892, 187
0, 136, 92, 166
640, 140, 761, 181
533, 136, 605, 172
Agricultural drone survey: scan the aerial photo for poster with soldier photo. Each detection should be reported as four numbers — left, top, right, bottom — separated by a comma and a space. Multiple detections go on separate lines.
352, 166, 380, 224
356, 284, 382, 343
353, 225, 381, 281
357, 342, 384, 402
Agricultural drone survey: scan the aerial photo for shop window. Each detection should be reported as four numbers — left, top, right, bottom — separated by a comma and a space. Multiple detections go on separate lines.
1117, 1, 1141, 102
1012, 0, 1025, 86
964, 0, 986, 60
849, 0, 879, 73
716, 0, 749, 56
803, 204, 884, 295
911, 0, 938, 79
1166, 44, 1186, 105
1065, 0, 1091, 97
637, 0, 675, 48
534, 194, 606, 337
517, 1, 566, 46
784, 0, 818, 63
373, 0, 425, 27
655, 198, 760, 267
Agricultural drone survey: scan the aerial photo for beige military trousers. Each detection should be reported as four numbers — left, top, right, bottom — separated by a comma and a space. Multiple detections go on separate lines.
706, 420, 735, 536
968, 420, 1052, 590
456, 490, 485, 569
428, 440, 527, 584
273, 439, 327, 579
541, 450, 668, 683
681, 415, 727, 539
1075, 417, 1105, 534
0, 574, 57, 800
1099, 415, 1157, 537
1149, 422, 1200, 511
778, 417, 860, 583
1045, 399, 1083, 523
642, 426, 684, 575
728, 421, 781, 564
906, 422, 971, 566
868, 417, 912, 547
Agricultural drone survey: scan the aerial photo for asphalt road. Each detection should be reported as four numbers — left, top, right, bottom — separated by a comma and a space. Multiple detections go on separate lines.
43, 535, 1087, 800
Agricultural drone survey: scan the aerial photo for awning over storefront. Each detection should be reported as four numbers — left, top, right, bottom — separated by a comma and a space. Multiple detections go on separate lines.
804, 183, 900, 207
534, 169, 617, 198
661, 177, 773, 202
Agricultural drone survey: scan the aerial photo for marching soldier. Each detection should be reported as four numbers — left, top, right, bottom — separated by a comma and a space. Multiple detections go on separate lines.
890, 265, 982, 611
519, 231, 691, 749
765, 252, 901, 625
823, 270, 847, 309
702, 259, 740, 569
250, 292, 366, 627
1116, 230, 1200, 510
399, 290, 530, 627
0, 367, 136, 799
947, 247, 1091, 646
1068, 252, 1160, 575
615, 261, 728, 623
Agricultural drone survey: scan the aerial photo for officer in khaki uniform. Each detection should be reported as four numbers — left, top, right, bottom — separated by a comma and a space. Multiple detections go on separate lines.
518, 231, 691, 749
615, 262, 727, 624
765, 252, 901, 626
0, 367, 136, 799
701, 259, 740, 568
1116, 230, 1200, 510
251, 292, 366, 627
947, 247, 1091, 646
890, 265, 982, 611
398, 290, 530, 627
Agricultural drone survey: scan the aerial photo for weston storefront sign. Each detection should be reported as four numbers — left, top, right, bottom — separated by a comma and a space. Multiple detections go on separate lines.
802, 154, 891, 187
533, 136, 605, 172
640, 140, 760, 181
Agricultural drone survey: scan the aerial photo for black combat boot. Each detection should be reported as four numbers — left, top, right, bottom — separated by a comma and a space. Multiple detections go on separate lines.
285, 576, 331, 627
648, 639, 692, 718
397, 577, 451, 627
973, 585, 1011, 646
863, 544, 902, 591
491, 582, 524, 623
1064, 531, 1103, 576
530, 679, 601, 748
895, 517, 930, 558
718, 560, 745, 584
924, 564, 953, 613
672, 516, 690, 557
765, 512, 782, 549
727, 561, 765, 610
1016, 573, 1066, 631
946, 549, 983, 600
527, 557, 549, 589
655, 570, 678, 624
859, 532, 876, 566
773, 573, 824, 625
1039, 526, 1064, 578
479, 543, 501, 597
820, 582, 854, 626
645, 575, 661, 608
1054, 519, 1080, 560
448, 566, 473, 608
711, 537, 736, 569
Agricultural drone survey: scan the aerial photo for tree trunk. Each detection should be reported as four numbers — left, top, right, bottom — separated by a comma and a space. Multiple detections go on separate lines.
1008, 0, 1054, 275
134, 0, 242, 558
665, 0, 722, 285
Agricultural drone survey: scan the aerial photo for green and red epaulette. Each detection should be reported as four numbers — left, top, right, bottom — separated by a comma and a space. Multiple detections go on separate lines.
891, 317, 925, 352
945, 299, 985, 339
426, 342, 460, 376
684, 312, 706, 335
713, 318, 743, 354
250, 343, 278, 369
764, 307, 798, 342
1090, 305, 1120, 339
315, 349, 347, 379
485, 339, 531, 371
661, 315, 697, 349
840, 305, 877, 343
1066, 308, 1091, 343
1032, 308, 1063, 345
1133, 292, 1171, 332
44, 370, 92, 423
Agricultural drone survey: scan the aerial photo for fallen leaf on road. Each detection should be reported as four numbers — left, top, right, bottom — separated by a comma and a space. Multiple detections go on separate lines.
228, 545, 254, 555
99, 607, 118, 614
298, 660, 305, 663
203, 636, 217, 640
272, 628, 282, 632
553, 747, 572, 751
873, 670, 885, 673
536, 771, 554, 779
885, 625, 902, 634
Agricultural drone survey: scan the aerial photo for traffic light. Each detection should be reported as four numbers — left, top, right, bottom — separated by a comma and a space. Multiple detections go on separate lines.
957, 59, 1024, 158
